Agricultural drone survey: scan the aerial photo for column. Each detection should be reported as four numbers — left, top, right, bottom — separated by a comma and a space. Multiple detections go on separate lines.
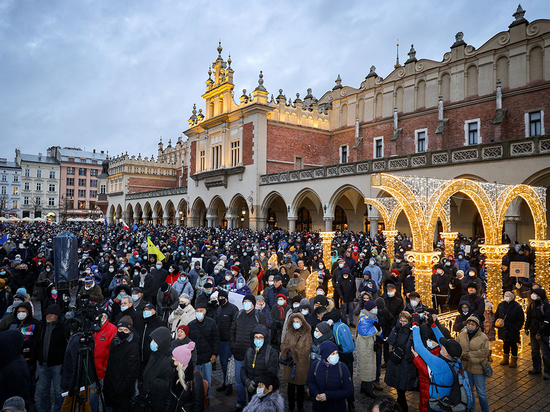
369, 218, 379, 239
163, 217, 169, 226
503, 198, 521, 243
405, 251, 440, 308
529, 240, 550, 292
151, 213, 158, 225
479, 244, 509, 358
382, 230, 399, 262
440, 232, 458, 256
124, 211, 131, 224
249, 216, 266, 231
133, 214, 140, 225
323, 217, 333, 232
320, 231, 335, 299
288, 217, 297, 233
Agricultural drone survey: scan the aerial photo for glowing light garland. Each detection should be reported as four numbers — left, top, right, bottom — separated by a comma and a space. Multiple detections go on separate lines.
320, 231, 335, 298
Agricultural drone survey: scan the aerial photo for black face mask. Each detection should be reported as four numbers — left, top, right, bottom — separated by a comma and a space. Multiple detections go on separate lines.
117, 331, 129, 340
179, 303, 186, 309
218, 298, 226, 306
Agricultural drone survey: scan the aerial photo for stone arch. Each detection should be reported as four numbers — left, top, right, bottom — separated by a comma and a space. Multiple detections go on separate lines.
466, 64, 478, 97
261, 191, 288, 230
229, 193, 249, 228
176, 198, 188, 225
208, 195, 227, 227
395, 86, 404, 112
143, 202, 153, 224
416, 79, 426, 109
291, 188, 323, 231
497, 185, 547, 240
134, 202, 143, 223
153, 201, 163, 225
190, 197, 207, 227
164, 200, 176, 225
327, 184, 365, 231
375, 92, 383, 118
126, 203, 134, 224
108, 204, 116, 221
116, 204, 123, 222
440, 72, 451, 102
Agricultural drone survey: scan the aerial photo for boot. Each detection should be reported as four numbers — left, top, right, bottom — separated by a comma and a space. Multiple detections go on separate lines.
487, 350, 493, 362
509, 356, 518, 368
499, 354, 509, 366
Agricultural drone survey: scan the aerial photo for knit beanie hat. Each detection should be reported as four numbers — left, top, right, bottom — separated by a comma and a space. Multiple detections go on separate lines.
319, 341, 339, 361
363, 301, 377, 311
177, 324, 190, 336
316, 322, 331, 335
117, 315, 133, 329
243, 294, 256, 306
172, 342, 196, 366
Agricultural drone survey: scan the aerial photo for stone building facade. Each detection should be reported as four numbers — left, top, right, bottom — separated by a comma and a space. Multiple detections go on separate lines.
0, 158, 21, 218
106, 6, 550, 243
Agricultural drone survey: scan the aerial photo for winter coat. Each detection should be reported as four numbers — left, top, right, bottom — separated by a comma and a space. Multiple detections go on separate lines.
457, 328, 489, 375
142, 327, 173, 412
114, 306, 145, 334
168, 304, 196, 335
0, 330, 32, 406
453, 301, 475, 333
432, 272, 449, 296
156, 285, 179, 316
168, 363, 205, 412
363, 264, 383, 286
446, 278, 464, 311
103, 331, 140, 409
270, 302, 290, 351
384, 322, 417, 391
413, 346, 441, 412
495, 300, 524, 343
483, 310, 496, 341
310, 327, 334, 362
280, 313, 313, 385
335, 275, 356, 303
454, 255, 471, 273
287, 275, 306, 299
93, 320, 117, 380
137, 314, 167, 366
216, 301, 239, 342
34, 319, 67, 367
241, 324, 279, 392
78, 283, 103, 303
356, 310, 381, 382
172, 277, 194, 300
132, 273, 156, 302
230, 308, 267, 361
9, 304, 40, 368
247, 268, 259, 296
61, 332, 95, 392
188, 315, 219, 365
265, 285, 289, 309
307, 360, 354, 412
383, 294, 404, 328
243, 390, 285, 412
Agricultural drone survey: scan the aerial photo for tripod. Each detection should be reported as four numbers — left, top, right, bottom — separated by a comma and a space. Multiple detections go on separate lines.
67, 332, 106, 412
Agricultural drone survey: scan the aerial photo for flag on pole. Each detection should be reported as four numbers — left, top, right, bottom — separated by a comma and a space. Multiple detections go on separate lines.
122, 221, 129, 231
133, 223, 138, 231
147, 238, 165, 262
104, 216, 108, 229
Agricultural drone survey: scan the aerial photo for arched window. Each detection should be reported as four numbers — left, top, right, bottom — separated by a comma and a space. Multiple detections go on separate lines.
297, 207, 312, 231
467, 65, 478, 97
332, 206, 348, 231
267, 208, 277, 229
416, 80, 426, 109
441, 73, 451, 102
375, 93, 384, 118
529, 47, 543, 82
395, 87, 404, 112
496, 57, 509, 89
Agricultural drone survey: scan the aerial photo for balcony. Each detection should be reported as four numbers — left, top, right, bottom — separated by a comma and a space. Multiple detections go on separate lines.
126, 186, 188, 200
260, 135, 550, 185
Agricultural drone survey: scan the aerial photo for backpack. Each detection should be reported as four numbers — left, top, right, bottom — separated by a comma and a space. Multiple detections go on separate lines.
333, 320, 355, 354
429, 358, 474, 412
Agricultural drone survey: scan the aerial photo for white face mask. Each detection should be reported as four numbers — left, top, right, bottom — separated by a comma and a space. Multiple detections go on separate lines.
387, 292, 395, 297
371, 308, 378, 315
504, 296, 512, 302
17, 312, 27, 321
339, 263, 344, 268
410, 300, 419, 308
531, 293, 539, 301
256, 387, 266, 398
314, 331, 321, 339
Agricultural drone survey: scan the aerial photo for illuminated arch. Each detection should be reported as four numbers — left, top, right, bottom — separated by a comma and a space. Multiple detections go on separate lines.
497, 185, 547, 240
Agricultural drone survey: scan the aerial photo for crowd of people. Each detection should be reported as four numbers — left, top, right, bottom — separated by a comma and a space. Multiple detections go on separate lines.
0, 222, 549, 412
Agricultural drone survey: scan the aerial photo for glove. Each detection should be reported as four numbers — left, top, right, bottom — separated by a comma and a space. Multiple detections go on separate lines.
461, 353, 470, 361
247, 381, 256, 393
373, 321, 380, 330
411, 313, 421, 327
326, 319, 334, 326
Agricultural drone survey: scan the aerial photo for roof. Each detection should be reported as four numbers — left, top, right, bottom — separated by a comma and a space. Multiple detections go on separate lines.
0, 160, 20, 169
58, 148, 107, 162
18, 154, 59, 164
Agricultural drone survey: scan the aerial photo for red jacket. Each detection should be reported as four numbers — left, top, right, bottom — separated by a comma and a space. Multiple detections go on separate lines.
94, 320, 117, 380
413, 346, 441, 412
165, 272, 179, 286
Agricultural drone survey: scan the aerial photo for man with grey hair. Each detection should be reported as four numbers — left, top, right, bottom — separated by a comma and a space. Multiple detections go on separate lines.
114, 295, 144, 332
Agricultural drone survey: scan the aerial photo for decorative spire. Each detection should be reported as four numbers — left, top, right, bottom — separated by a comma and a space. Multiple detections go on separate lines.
217, 41, 223, 60
333, 74, 343, 90
227, 54, 232, 69
208, 66, 212, 81
254, 71, 267, 92
513, 4, 525, 20
366, 66, 377, 79
405, 44, 417, 64
395, 40, 400, 68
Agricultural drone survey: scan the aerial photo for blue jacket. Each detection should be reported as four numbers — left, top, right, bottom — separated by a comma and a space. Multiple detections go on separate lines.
412, 325, 453, 400
363, 264, 383, 286
307, 360, 354, 412
172, 277, 194, 300
454, 255, 470, 273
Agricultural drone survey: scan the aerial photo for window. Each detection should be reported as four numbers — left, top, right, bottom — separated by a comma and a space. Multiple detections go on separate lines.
36, 183, 42, 191
12, 200, 17, 209
90, 180, 97, 187
90, 169, 98, 177
1, 175, 5, 182
13, 187, 18, 195
415, 129, 428, 153
49, 171, 55, 179
100, 184, 106, 194
78, 179, 87, 187
78, 190, 86, 197
24, 169, 30, 177
66, 200, 74, 209
13, 175, 18, 183
66, 189, 74, 197
24, 182, 30, 190
78, 200, 86, 209
80, 158, 87, 163
89, 201, 96, 209
48, 184, 55, 192
374, 137, 384, 159
92, 160, 98, 165
90, 190, 97, 198
294, 156, 303, 170
35, 197, 41, 206
68, 157, 75, 162
67, 178, 74, 186
0, 186, 5, 194
23, 196, 29, 206
340, 145, 348, 163
0, 200, 5, 210
67, 167, 75, 175
465, 119, 481, 145
79, 168, 87, 176
231, 141, 240, 167
212, 145, 222, 169
199, 150, 205, 172
526, 110, 544, 137
48, 198, 55, 207
36, 170, 41, 178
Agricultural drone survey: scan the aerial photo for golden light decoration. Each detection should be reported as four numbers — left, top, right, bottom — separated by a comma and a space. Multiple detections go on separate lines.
268, 253, 278, 269
382, 230, 399, 262
405, 251, 440, 308
440, 232, 458, 256
529, 239, 550, 292
306, 271, 320, 299
319, 231, 335, 299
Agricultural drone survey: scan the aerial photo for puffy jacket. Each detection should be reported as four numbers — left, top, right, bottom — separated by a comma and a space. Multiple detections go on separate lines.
495, 299, 524, 343
0, 330, 32, 406
383, 294, 404, 328
286, 275, 305, 298
168, 363, 204, 412
335, 274, 356, 303
459, 293, 485, 325
241, 324, 279, 392
188, 315, 219, 365
93, 320, 117, 380
216, 301, 239, 342
265, 285, 289, 310
168, 304, 196, 334
34, 319, 67, 367
384, 323, 417, 391
243, 390, 285, 412
230, 309, 267, 361
172, 277, 194, 299
137, 314, 167, 366
307, 359, 354, 412
457, 328, 489, 375
413, 346, 441, 412
142, 327, 173, 412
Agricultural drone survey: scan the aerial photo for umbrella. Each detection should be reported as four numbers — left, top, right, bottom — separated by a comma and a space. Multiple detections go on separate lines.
67, 217, 75, 222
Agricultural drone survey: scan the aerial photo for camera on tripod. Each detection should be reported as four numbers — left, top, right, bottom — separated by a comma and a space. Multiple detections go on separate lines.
65, 298, 101, 336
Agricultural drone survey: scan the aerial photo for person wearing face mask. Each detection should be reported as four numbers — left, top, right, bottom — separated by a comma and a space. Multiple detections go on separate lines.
280, 313, 312, 412
137, 303, 167, 378
142, 326, 174, 412
77, 275, 103, 304
215, 290, 239, 395
165, 264, 180, 286
457, 316, 490, 412
431, 265, 450, 310
356, 301, 381, 399
390, 255, 406, 282
0, 279, 12, 318
247, 266, 260, 296
241, 325, 279, 402
404, 292, 429, 319
335, 268, 357, 328
494, 291, 524, 368
172, 271, 194, 300
446, 277, 464, 312
270, 294, 290, 352
310, 322, 335, 362
169, 294, 196, 336
103, 316, 140, 412
243, 371, 284, 412
264, 275, 289, 310
307, 340, 354, 412
34, 304, 66, 412
187, 261, 202, 289
383, 284, 404, 331
149, 259, 168, 307
460, 284, 486, 330
363, 258, 383, 292
454, 251, 471, 274
453, 302, 474, 333
36, 262, 54, 302
296, 299, 317, 333
287, 270, 306, 300
132, 268, 155, 303
188, 303, 219, 401
114, 295, 145, 335
525, 288, 550, 377
331, 259, 347, 310
156, 282, 180, 322
234, 276, 252, 296
230, 295, 267, 411
168, 342, 205, 412
41, 283, 64, 319
254, 295, 273, 329
93, 310, 117, 384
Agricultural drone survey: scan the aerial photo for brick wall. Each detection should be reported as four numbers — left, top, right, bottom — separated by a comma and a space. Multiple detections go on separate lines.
190, 140, 196, 176
243, 122, 255, 166
128, 176, 177, 194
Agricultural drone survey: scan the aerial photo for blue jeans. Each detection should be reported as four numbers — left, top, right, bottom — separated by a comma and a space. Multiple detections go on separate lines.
196, 362, 212, 398
341, 301, 354, 325
537, 334, 550, 374
219, 341, 232, 386
38, 364, 63, 412
466, 372, 489, 412
234, 359, 247, 407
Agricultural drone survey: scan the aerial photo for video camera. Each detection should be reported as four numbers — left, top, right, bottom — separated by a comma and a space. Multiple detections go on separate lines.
65, 298, 101, 335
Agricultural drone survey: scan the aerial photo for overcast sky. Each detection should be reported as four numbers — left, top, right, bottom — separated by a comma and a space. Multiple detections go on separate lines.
0, 0, 547, 160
